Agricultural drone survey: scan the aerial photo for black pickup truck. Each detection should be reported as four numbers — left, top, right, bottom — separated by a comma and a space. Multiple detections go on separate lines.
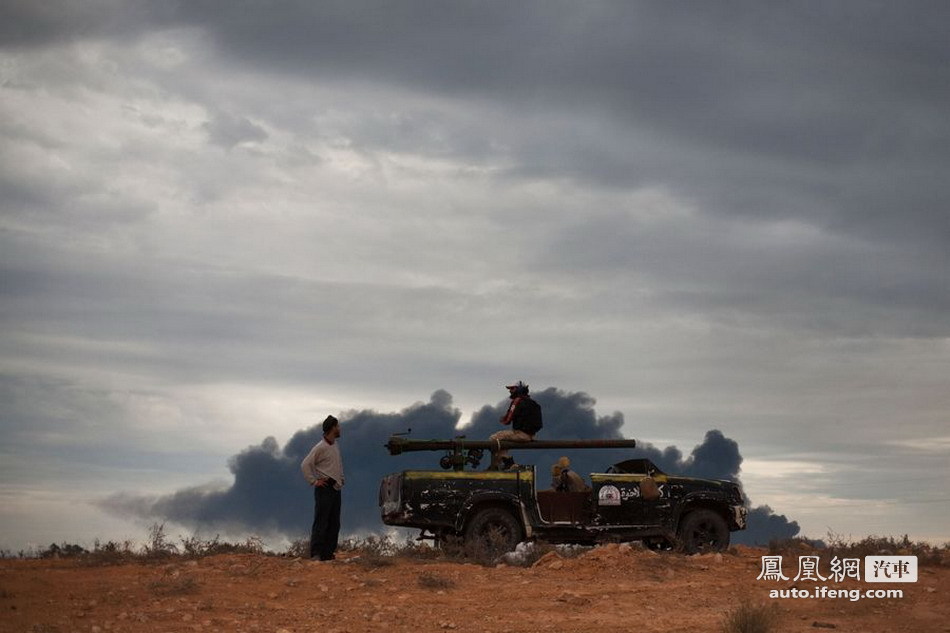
378, 437, 747, 554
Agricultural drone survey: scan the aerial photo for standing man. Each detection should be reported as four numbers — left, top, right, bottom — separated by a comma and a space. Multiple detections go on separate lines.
489, 380, 543, 469
301, 415, 344, 561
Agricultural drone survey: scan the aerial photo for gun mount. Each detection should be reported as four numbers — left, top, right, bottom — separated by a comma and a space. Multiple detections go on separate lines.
384, 436, 637, 471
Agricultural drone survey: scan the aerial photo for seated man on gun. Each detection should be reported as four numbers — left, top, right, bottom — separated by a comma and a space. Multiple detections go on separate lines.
489, 380, 542, 470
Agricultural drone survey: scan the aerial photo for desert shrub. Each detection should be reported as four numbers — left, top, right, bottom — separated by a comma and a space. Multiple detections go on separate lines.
148, 575, 200, 596
720, 600, 778, 633
142, 523, 178, 560
824, 532, 947, 567
181, 533, 259, 558
16, 525, 281, 565
417, 571, 456, 590
335, 533, 444, 562
180, 534, 218, 558
395, 537, 442, 560
767, 536, 822, 557
770, 532, 949, 568
463, 527, 512, 567
236, 536, 265, 555
348, 535, 397, 568
39, 543, 87, 558
436, 533, 468, 562
83, 539, 137, 566
283, 539, 310, 558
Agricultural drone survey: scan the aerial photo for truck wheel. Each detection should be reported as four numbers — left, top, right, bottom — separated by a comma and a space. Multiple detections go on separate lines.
677, 509, 730, 554
464, 507, 522, 557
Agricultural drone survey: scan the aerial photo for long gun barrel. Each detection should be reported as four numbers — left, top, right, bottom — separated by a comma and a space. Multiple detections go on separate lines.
386, 436, 636, 455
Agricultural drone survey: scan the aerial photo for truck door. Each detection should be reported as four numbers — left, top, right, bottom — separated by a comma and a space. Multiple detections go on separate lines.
590, 473, 668, 527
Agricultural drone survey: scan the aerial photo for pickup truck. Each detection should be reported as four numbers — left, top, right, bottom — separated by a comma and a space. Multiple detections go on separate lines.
378, 437, 747, 554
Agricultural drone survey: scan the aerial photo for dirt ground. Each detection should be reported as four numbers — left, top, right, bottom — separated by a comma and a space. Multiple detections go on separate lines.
1, 544, 947, 633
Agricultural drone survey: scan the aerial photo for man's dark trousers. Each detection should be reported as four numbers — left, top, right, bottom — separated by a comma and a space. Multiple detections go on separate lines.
309, 485, 341, 560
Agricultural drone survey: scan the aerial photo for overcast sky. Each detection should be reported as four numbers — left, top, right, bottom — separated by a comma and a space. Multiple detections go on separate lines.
1, 1, 948, 552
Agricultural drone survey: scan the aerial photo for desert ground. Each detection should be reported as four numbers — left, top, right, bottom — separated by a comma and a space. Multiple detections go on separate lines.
1, 544, 947, 633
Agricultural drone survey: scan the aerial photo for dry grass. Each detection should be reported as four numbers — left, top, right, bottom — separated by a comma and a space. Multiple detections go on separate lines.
825, 532, 948, 566
769, 532, 949, 567
16, 524, 270, 566
417, 571, 456, 590
394, 539, 442, 560
148, 574, 201, 596
343, 535, 398, 568
180, 534, 265, 558
13, 524, 946, 571
463, 528, 512, 566
720, 600, 778, 633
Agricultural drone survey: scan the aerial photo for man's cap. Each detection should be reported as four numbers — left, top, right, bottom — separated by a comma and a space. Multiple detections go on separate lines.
506, 380, 527, 389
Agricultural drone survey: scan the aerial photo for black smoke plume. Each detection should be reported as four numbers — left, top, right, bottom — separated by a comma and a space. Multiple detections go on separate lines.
100, 388, 797, 545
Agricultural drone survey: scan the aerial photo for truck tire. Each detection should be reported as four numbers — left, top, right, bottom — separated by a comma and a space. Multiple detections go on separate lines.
464, 507, 522, 557
677, 509, 730, 554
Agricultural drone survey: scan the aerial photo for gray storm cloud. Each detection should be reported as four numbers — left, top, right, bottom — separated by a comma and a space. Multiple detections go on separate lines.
100, 388, 798, 545
10, 0, 942, 250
